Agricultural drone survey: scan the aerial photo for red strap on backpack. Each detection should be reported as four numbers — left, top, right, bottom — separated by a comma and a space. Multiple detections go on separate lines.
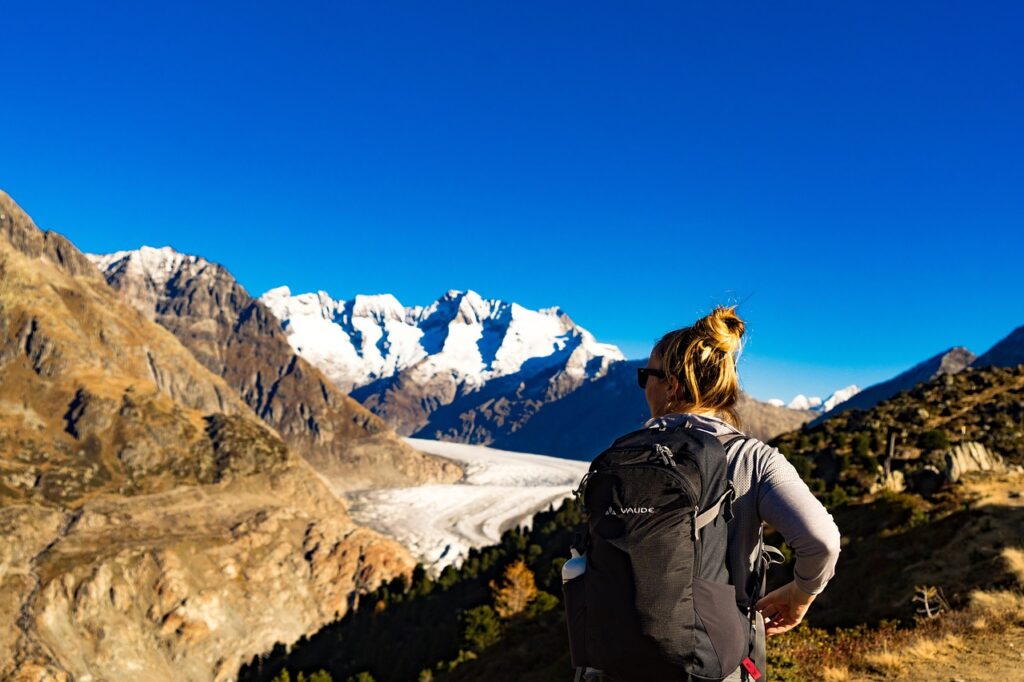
741, 657, 762, 680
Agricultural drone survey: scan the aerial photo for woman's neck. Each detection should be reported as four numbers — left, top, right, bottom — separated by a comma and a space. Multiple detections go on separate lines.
659, 407, 720, 420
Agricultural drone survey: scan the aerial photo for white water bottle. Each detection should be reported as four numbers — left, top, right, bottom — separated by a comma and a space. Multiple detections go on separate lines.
561, 548, 587, 582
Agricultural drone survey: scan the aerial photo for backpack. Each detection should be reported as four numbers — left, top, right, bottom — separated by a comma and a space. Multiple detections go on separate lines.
562, 422, 771, 682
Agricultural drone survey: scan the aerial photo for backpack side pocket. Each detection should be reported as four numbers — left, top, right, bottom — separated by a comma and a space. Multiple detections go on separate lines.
562, 573, 587, 668
691, 577, 749, 678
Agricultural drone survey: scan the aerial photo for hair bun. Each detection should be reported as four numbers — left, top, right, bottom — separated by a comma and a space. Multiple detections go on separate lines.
699, 305, 745, 355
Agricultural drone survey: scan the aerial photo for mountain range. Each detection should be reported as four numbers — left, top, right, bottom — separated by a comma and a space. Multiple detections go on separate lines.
258, 283, 831, 452
87, 246, 460, 492
259, 284, 626, 443
78, 246, 915, 456
772, 385, 861, 412
83, 245, 1024, 462
808, 346, 977, 426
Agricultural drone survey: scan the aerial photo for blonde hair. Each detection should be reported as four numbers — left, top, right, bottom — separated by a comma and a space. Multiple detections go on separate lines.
651, 305, 746, 428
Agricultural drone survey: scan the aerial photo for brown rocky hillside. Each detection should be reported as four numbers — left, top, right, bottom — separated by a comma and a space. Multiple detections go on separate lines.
0, 191, 415, 680
771, 362, 1024, 497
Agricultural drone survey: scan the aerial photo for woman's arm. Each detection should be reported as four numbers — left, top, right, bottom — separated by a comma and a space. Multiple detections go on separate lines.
753, 446, 842, 635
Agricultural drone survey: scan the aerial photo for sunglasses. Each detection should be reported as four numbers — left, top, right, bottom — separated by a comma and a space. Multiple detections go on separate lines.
637, 367, 666, 389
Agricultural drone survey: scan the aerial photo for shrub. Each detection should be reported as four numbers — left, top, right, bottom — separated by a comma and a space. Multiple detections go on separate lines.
827, 486, 849, 508
852, 433, 872, 460
460, 605, 502, 652
918, 429, 950, 452
345, 673, 375, 682
524, 590, 559, 618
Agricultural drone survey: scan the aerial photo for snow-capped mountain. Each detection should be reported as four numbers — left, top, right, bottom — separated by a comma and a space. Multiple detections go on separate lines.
822, 384, 861, 412
84, 245, 815, 458
261, 285, 626, 441
90, 244, 200, 282
768, 385, 860, 414
765, 385, 860, 411
786, 394, 823, 411
88, 245, 209, 319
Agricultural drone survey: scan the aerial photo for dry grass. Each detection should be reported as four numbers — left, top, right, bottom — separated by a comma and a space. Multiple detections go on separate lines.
863, 646, 905, 676
1003, 547, 1024, 586
820, 666, 852, 682
771, 590, 1019, 680
968, 589, 1024, 625
768, 474, 1024, 681
904, 633, 964, 661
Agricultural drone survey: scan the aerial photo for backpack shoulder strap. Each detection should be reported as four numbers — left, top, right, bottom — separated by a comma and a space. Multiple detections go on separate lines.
695, 484, 735, 530
722, 433, 749, 450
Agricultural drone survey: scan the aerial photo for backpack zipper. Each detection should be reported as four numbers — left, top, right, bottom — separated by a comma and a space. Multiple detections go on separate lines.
590, 462, 700, 506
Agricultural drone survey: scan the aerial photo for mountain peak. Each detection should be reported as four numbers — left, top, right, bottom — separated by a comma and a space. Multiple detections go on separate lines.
809, 345, 977, 426
86, 244, 208, 288
0, 189, 103, 278
262, 284, 293, 300
787, 394, 823, 411
350, 293, 406, 323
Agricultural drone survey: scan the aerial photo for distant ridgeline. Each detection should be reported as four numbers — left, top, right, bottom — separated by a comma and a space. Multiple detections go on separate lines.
772, 363, 1024, 504
237, 364, 1024, 682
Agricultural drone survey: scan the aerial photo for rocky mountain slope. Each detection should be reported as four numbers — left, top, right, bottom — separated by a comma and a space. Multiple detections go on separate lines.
805, 323, 1024, 428
973, 324, 1024, 369
0, 192, 415, 680
810, 346, 976, 426
88, 246, 460, 492
774, 362, 1024, 499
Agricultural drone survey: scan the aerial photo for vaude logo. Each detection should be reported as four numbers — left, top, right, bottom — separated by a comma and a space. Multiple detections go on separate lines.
605, 506, 656, 515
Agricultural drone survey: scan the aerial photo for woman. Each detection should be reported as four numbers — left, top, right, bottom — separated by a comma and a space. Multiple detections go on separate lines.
638, 304, 842, 681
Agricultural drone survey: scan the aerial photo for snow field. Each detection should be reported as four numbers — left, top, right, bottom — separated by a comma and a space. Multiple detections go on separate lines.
343, 438, 589, 574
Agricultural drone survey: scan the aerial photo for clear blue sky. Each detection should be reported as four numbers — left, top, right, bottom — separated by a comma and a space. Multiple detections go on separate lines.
3, 1, 1022, 402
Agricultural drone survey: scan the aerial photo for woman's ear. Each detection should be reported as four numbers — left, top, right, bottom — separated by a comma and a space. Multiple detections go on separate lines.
667, 374, 684, 401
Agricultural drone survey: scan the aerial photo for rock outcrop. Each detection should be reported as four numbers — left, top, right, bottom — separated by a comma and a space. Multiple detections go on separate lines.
944, 441, 1006, 483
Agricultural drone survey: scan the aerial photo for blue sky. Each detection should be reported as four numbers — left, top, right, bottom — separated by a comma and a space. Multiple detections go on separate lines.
3, 1, 1022, 402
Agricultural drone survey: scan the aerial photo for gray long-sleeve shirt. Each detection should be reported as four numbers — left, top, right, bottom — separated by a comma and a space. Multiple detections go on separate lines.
643, 412, 842, 600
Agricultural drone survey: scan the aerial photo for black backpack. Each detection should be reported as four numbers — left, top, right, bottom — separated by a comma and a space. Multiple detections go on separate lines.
563, 422, 767, 682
